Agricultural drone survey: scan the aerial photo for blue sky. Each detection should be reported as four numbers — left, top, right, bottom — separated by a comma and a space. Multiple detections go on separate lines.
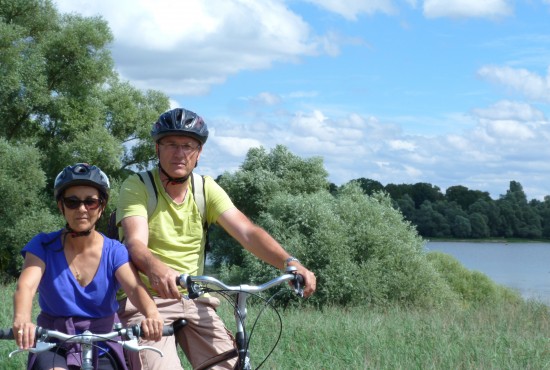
55, 0, 550, 200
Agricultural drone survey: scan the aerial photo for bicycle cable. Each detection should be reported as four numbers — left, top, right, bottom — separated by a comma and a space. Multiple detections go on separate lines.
203, 287, 285, 370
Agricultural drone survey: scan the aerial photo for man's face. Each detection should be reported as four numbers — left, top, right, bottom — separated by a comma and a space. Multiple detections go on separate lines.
156, 135, 202, 178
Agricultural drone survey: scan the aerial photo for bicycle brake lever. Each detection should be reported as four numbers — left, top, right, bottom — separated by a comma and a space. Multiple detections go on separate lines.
293, 274, 305, 297
120, 339, 164, 357
9, 342, 56, 357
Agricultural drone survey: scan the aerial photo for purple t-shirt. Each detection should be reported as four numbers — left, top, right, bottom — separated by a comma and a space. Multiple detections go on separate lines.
22, 230, 129, 318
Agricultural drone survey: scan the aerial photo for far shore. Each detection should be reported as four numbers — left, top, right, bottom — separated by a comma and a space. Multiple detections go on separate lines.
425, 238, 550, 243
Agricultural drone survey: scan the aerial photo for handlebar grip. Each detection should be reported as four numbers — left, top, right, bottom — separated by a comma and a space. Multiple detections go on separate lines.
161, 325, 174, 336
0, 328, 14, 339
131, 325, 174, 338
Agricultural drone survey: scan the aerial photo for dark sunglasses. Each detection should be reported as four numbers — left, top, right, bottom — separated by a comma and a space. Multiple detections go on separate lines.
62, 197, 103, 210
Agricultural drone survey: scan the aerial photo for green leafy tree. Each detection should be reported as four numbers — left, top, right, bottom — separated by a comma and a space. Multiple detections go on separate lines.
414, 201, 450, 237
532, 197, 550, 237
497, 181, 541, 238
0, 0, 169, 278
445, 185, 491, 211
0, 0, 169, 184
210, 145, 329, 267
212, 146, 459, 308
468, 199, 501, 236
468, 212, 490, 238
350, 177, 384, 195
0, 139, 61, 278
396, 194, 416, 222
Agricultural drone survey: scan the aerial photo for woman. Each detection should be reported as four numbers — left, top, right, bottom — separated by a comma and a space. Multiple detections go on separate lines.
12, 163, 164, 370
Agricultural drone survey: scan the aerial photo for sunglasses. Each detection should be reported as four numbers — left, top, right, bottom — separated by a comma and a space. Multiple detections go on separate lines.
62, 196, 103, 210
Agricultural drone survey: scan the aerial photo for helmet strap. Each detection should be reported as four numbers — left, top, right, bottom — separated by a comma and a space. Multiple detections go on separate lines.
64, 223, 93, 238
158, 163, 190, 185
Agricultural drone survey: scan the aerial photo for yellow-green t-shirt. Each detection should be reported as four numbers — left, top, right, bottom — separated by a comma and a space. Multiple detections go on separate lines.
116, 169, 234, 295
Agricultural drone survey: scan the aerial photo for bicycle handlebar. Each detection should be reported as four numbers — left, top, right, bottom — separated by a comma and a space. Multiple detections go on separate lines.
0, 323, 176, 359
0, 324, 174, 341
176, 266, 305, 299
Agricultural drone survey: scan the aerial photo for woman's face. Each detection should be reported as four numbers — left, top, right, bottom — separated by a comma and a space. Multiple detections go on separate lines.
58, 185, 104, 232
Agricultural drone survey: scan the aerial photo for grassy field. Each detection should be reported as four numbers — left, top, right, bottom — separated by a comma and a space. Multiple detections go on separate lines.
1, 281, 549, 369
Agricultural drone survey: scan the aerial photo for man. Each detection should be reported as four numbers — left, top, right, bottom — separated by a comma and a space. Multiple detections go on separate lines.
116, 108, 316, 369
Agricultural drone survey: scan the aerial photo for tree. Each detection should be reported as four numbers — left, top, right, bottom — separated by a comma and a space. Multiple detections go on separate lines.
210, 145, 329, 267
0, 0, 170, 278
0, 0, 170, 186
414, 201, 450, 237
468, 199, 501, 236
469, 212, 490, 238
0, 139, 61, 278
497, 181, 542, 238
396, 194, 416, 222
350, 177, 384, 195
445, 185, 491, 211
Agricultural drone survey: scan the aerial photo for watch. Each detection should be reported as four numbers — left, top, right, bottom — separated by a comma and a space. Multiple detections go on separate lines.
283, 256, 300, 270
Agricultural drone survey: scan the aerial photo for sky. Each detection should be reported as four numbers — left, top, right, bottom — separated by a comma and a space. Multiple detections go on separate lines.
53, 0, 550, 200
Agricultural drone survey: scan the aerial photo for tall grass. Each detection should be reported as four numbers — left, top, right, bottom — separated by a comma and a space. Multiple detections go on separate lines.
1, 281, 549, 369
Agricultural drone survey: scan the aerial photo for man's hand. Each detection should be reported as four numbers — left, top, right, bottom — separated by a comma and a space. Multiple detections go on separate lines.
147, 260, 181, 299
290, 263, 316, 298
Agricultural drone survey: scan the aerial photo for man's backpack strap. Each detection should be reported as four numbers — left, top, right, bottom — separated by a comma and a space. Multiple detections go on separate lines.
190, 172, 206, 228
137, 170, 158, 217
190, 172, 210, 252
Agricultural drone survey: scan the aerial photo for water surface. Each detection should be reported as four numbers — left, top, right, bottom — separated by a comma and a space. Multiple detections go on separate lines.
426, 241, 550, 304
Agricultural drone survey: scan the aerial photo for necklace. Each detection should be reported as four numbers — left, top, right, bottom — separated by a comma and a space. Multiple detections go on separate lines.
72, 266, 83, 282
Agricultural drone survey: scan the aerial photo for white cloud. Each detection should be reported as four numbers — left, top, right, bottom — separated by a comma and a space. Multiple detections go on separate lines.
423, 0, 512, 19
54, 0, 326, 95
214, 136, 262, 157
303, 0, 397, 20
387, 140, 416, 151
483, 120, 535, 140
473, 100, 546, 122
248, 92, 281, 106
477, 65, 550, 102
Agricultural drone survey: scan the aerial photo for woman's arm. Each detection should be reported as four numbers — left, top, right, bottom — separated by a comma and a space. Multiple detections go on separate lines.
116, 262, 163, 341
13, 252, 44, 349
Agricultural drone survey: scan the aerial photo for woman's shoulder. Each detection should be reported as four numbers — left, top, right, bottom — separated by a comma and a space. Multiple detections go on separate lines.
101, 234, 129, 258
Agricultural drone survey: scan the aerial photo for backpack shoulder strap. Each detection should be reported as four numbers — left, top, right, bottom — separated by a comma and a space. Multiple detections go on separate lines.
137, 170, 158, 218
190, 172, 207, 229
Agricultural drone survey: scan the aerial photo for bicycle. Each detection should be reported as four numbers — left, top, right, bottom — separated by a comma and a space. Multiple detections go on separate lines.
0, 322, 176, 370
176, 266, 305, 370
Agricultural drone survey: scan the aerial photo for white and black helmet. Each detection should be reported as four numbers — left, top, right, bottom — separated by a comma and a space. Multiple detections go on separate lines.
54, 163, 110, 201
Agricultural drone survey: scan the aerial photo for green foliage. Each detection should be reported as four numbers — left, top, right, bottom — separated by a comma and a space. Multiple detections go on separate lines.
426, 251, 521, 306
210, 145, 330, 267
0, 139, 62, 278
213, 147, 460, 308
0, 0, 170, 279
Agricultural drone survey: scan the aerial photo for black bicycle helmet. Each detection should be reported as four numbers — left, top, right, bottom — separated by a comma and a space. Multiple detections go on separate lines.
54, 163, 110, 201
151, 108, 209, 144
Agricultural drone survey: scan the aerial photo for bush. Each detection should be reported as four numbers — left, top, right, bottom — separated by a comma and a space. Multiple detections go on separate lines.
426, 251, 522, 306
218, 183, 460, 309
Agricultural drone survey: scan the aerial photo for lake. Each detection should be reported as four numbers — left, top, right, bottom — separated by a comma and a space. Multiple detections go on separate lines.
426, 241, 550, 305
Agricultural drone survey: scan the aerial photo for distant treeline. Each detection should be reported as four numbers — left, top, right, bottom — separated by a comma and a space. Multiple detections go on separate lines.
336, 179, 550, 239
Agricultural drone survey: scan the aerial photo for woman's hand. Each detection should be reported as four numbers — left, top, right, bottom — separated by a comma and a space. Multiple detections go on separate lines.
140, 315, 164, 342
12, 321, 36, 349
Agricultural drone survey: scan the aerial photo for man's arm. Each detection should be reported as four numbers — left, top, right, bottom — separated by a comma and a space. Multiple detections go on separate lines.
217, 207, 317, 297
121, 215, 181, 299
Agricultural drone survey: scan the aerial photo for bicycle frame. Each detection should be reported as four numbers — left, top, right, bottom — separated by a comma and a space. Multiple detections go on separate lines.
177, 266, 304, 370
